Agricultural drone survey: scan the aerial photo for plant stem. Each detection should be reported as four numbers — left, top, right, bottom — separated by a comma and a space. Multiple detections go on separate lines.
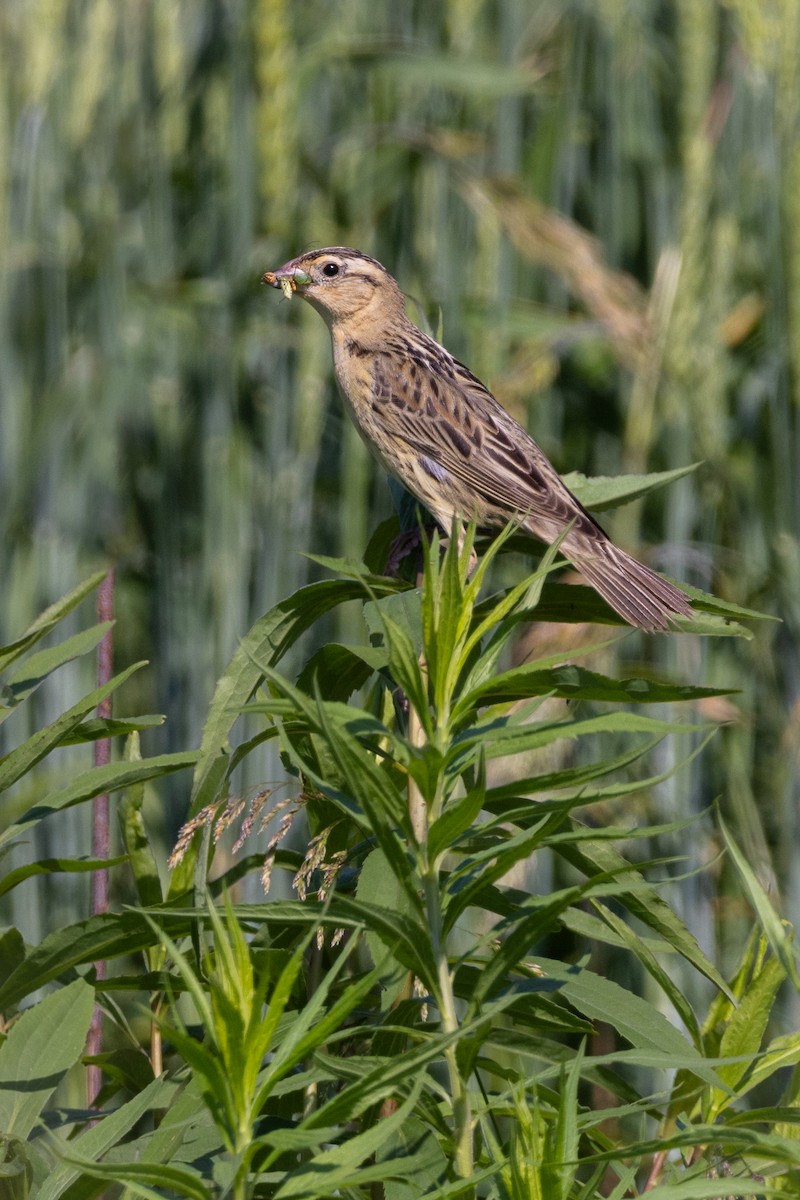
423, 868, 473, 1180
408, 690, 429, 843
87, 567, 114, 1108
414, 556, 473, 1181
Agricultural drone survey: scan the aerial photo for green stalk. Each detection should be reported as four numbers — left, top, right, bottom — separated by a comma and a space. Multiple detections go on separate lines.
407, 674, 472, 1177
422, 864, 473, 1180
406, 535, 475, 1181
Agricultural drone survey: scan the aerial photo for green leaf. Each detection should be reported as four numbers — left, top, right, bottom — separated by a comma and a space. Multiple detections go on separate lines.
0, 1136, 36, 1200
0, 751, 197, 851
57, 713, 166, 745
638, 1179, 790, 1199
295, 642, 382, 701
450, 711, 707, 769
0, 855, 128, 900
562, 463, 702, 511
307, 1018, 474, 1130
379, 609, 432, 735
54, 1152, 211, 1200
188, 577, 402, 820
428, 783, 486, 863
0, 928, 25, 980
443, 822, 560, 936
272, 1082, 429, 1199
414, 1164, 505, 1198
257, 952, 382, 1108
735, 1030, 800, 1098
0, 661, 147, 800
585, 1120, 800, 1186
534, 957, 724, 1090
379, 1116, 449, 1200
589, 901, 702, 1047
119, 733, 164, 910
0, 978, 94, 1138
143, 913, 238, 1143
475, 578, 757, 634
558, 836, 733, 999
123, 1075, 220, 1174
356, 848, 415, 1006
719, 812, 800, 987
0, 572, 107, 676
711, 950, 786, 1106
303, 553, 409, 588
363, 588, 424, 657
483, 735, 665, 810
37, 1076, 174, 1200
0, 622, 113, 722
0, 912, 173, 1010
459, 527, 567, 676
460, 663, 736, 709
513, 728, 718, 816
262, 668, 418, 905
548, 1044, 583, 1200
328, 894, 438, 986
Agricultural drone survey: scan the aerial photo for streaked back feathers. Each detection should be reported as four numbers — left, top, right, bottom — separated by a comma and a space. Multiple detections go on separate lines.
262, 247, 693, 630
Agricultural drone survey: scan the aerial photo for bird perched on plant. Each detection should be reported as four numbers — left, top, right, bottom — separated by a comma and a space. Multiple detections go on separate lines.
262, 247, 693, 631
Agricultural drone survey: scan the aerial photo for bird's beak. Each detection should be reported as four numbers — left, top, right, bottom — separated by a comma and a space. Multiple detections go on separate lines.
261, 265, 313, 299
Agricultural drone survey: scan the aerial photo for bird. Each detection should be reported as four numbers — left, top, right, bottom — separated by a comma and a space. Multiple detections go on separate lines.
262, 247, 693, 631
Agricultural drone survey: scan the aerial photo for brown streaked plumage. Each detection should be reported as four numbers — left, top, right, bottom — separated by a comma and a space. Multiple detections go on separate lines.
262, 247, 693, 631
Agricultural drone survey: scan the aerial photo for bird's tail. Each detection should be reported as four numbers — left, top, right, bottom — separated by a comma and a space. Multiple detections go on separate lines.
568, 542, 693, 632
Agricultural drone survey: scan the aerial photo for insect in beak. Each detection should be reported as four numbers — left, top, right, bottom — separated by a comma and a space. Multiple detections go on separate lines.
261, 268, 313, 299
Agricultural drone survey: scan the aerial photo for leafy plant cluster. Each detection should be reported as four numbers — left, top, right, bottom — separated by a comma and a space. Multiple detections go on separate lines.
1, 479, 799, 1198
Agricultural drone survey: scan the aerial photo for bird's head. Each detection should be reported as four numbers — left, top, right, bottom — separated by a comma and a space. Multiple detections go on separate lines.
262, 247, 406, 332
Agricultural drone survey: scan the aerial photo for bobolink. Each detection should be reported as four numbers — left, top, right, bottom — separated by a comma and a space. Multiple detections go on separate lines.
262, 247, 692, 631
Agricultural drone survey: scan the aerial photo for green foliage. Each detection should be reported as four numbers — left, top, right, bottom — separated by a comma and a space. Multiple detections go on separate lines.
2, 4, 800, 1191
2, 0, 799, 975
5, 518, 797, 1197
0, 980, 94, 1141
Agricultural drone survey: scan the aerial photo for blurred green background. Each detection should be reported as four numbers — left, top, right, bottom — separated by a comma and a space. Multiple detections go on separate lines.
1, 0, 798, 999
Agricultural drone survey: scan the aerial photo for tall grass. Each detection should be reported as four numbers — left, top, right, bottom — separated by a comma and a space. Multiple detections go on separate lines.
1, 0, 797, 1012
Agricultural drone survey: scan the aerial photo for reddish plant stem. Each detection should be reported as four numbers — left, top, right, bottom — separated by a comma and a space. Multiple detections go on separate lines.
86, 568, 114, 1108
644, 1150, 667, 1191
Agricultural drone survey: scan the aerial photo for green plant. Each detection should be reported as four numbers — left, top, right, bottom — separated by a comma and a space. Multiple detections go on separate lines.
1, 491, 797, 1198
0, 574, 197, 1192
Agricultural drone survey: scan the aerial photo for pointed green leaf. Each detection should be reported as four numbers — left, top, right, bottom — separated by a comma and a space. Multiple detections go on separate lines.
0, 622, 113, 721
120, 735, 165, 910
0, 661, 147, 800
712, 952, 786, 1101
0, 854, 128, 900
188, 577, 402, 818
534, 957, 724, 1090
38, 1076, 174, 1200
558, 836, 733, 999
562, 463, 702, 511
296, 642, 383, 701
0, 978, 94, 1138
461, 663, 736, 709
363, 588, 424, 659
0, 751, 197, 850
273, 1082, 427, 1199
54, 1152, 211, 1200
719, 812, 800, 987
0, 572, 107, 676
57, 713, 166, 745
0, 912, 172, 1009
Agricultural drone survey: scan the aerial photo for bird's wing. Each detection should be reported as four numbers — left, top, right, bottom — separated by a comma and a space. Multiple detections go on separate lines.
375, 343, 604, 542
369, 336, 692, 631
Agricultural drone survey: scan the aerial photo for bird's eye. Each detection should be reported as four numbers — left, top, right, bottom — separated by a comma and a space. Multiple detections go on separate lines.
322, 262, 340, 277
